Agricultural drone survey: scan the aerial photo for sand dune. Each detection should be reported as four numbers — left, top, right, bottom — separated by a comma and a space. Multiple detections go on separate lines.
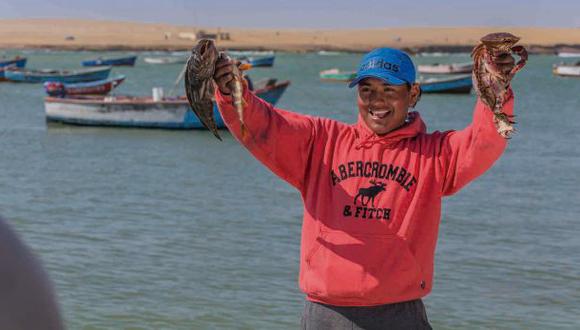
1, 19, 579, 53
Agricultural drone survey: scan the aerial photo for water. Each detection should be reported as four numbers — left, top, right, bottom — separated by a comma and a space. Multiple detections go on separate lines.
0, 50, 579, 329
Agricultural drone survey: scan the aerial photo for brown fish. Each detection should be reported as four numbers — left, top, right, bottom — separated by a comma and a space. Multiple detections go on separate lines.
185, 39, 222, 140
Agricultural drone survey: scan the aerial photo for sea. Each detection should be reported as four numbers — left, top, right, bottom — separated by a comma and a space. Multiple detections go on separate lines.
0, 50, 578, 329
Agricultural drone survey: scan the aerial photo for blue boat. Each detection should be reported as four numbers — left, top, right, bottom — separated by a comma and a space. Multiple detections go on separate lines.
244, 55, 275, 67
419, 74, 472, 94
81, 55, 137, 67
44, 79, 291, 129
4, 66, 112, 83
0, 56, 27, 68
0, 56, 27, 81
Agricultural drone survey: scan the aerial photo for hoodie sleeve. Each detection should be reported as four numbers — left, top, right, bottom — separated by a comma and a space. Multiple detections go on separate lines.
215, 87, 316, 191
438, 91, 514, 196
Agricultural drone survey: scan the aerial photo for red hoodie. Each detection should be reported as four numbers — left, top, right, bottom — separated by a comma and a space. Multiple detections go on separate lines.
216, 87, 514, 306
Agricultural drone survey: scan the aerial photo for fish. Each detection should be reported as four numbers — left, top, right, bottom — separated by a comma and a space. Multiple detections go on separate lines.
185, 39, 253, 140
185, 39, 222, 140
231, 63, 253, 139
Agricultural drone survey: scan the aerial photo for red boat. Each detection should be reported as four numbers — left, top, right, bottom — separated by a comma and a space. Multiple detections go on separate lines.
44, 75, 125, 96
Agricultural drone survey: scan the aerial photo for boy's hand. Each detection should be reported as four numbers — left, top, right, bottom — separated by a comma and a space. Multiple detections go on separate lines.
213, 54, 241, 95
491, 52, 516, 76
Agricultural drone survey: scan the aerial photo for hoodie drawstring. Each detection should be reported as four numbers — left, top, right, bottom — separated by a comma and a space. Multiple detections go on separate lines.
355, 134, 399, 150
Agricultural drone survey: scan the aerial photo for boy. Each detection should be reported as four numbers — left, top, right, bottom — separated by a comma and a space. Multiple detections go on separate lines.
213, 47, 516, 329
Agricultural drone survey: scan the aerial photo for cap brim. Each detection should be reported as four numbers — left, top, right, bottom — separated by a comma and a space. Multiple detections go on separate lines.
348, 73, 406, 88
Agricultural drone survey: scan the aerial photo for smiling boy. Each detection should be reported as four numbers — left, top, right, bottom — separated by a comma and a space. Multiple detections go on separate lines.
214, 47, 515, 329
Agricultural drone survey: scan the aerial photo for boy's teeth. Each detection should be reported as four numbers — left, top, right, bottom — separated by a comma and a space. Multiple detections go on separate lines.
370, 109, 390, 116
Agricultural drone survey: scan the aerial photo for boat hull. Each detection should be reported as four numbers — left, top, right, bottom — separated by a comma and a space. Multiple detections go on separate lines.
419, 75, 473, 94
417, 62, 473, 74
553, 65, 580, 77
44, 76, 126, 96
0, 57, 27, 81
248, 56, 275, 67
144, 57, 186, 64
319, 68, 356, 82
5, 67, 111, 83
82, 56, 137, 67
44, 81, 290, 129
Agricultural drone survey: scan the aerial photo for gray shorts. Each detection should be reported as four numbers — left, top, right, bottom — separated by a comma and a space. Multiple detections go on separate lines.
301, 299, 432, 330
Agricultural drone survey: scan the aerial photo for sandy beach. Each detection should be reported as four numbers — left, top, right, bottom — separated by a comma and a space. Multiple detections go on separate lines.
1, 19, 580, 53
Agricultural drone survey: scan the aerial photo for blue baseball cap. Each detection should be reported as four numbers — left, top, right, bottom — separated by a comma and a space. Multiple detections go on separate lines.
348, 48, 416, 88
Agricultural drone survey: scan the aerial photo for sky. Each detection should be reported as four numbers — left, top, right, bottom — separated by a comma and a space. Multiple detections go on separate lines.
1, 0, 579, 29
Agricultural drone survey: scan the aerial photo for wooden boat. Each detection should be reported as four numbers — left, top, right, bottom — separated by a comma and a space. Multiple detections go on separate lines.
5, 66, 111, 83
417, 62, 473, 74
241, 55, 275, 67
144, 56, 186, 64
44, 75, 126, 96
44, 79, 290, 129
552, 63, 580, 77
0, 56, 27, 81
81, 55, 137, 67
319, 68, 356, 82
419, 74, 472, 94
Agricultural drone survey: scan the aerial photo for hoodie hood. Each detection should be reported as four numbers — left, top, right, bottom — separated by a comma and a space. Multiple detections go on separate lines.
354, 111, 426, 149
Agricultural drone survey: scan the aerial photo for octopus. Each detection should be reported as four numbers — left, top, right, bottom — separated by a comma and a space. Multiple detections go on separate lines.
185, 39, 249, 141
471, 32, 527, 138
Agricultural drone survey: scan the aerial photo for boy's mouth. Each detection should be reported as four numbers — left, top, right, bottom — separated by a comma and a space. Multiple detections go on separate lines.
369, 108, 392, 119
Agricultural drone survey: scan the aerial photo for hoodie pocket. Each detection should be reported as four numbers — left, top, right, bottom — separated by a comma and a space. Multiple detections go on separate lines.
304, 230, 423, 303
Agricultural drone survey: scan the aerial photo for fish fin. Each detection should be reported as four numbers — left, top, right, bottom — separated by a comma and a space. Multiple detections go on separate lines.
240, 124, 247, 141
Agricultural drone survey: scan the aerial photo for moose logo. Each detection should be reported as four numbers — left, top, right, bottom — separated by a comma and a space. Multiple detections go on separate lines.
354, 180, 386, 207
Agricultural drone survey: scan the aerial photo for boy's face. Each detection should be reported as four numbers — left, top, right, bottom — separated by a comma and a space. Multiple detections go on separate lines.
357, 77, 420, 135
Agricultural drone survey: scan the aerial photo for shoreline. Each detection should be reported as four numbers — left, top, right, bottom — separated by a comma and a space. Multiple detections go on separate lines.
1, 19, 580, 54
1, 44, 574, 55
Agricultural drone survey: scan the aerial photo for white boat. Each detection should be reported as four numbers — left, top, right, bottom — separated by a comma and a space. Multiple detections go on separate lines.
317, 50, 344, 56
227, 50, 274, 57
144, 56, 186, 64
417, 62, 473, 74
43, 80, 290, 129
552, 64, 580, 77
557, 52, 580, 58
417, 52, 450, 57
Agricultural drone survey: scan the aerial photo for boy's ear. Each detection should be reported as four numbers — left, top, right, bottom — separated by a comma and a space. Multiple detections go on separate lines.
409, 83, 422, 108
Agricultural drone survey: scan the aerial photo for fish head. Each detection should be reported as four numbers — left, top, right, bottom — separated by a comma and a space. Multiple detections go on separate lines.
189, 39, 219, 80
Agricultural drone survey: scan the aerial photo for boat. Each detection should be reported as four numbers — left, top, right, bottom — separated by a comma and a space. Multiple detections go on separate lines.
81, 55, 137, 67
552, 63, 580, 77
44, 75, 126, 96
417, 52, 451, 57
557, 52, 580, 58
319, 68, 357, 82
418, 74, 472, 94
144, 56, 186, 64
240, 55, 275, 67
0, 56, 27, 68
44, 79, 291, 129
4, 66, 112, 83
317, 51, 344, 56
0, 56, 27, 81
417, 62, 473, 74
228, 50, 274, 57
